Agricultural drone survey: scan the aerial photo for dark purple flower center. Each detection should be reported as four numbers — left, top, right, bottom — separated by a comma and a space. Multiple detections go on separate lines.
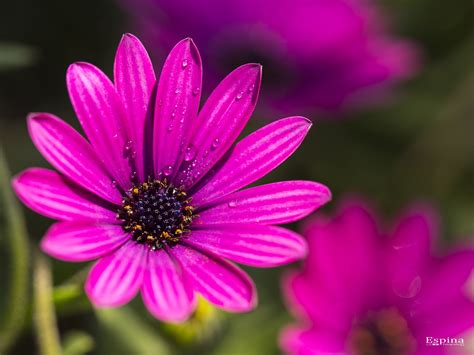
117, 178, 195, 250
348, 308, 416, 355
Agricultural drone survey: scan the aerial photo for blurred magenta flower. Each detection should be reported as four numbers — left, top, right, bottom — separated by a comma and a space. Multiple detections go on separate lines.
281, 201, 473, 354
123, 0, 420, 112
12, 34, 331, 322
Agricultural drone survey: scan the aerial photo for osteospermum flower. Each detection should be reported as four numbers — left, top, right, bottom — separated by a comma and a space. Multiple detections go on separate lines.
281, 201, 473, 354
12, 34, 331, 322
122, 0, 419, 111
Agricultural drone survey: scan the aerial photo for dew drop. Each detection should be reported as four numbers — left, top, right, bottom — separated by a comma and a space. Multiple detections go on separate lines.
192, 87, 201, 96
248, 84, 255, 93
184, 146, 197, 162
181, 59, 188, 68
175, 89, 180, 94
167, 124, 174, 132
235, 91, 244, 100
111, 180, 117, 187
163, 165, 173, 176
211, 138, 220, 150
228, 201, 237, 208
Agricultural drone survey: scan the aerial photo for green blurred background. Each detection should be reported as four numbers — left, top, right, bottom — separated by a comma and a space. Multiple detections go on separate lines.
0, 0, 473, 354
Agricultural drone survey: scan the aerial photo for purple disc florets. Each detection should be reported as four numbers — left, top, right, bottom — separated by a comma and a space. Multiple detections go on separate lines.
117, 178, 195, 250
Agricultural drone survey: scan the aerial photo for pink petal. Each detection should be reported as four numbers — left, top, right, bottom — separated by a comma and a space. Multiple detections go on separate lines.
303, 203, 382, 316
415, 249, 474, 314
186, 225, 307, 267
27, 113, 122, 205
280, 325, 345, 355
114, 33, 156, 182
191, 116, 312, 206
85, 241, 146, 307
67, 62, 132, 190
197, 181, 331, 225
387, 210, 432, 299
170, 244, 256, 312
153, 38, 202, 179
282, 272, 353, 332
12, 168, 117, 223
41, 222, 129, 262
141, 249, 196, 322
175, 63, 262, 188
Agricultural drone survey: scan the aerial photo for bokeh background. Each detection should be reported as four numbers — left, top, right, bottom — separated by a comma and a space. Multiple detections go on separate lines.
0, 0, 473, 354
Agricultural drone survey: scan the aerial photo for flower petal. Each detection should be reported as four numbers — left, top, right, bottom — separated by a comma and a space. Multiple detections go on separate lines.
114, 33, 156, 182
280, 325, 345, 355
197, 181, 331, 225
303, 203, 382, 315
85, 241, 146, 307
186, 225, 307, 267
191, 116, 312, 206
67, 62, 132, 190
153, 38, 202, 179
387, 210, 432, 299
175, 63, 262, 188
12, 168, 117, 223
27, 113, 122, 205
141, 249, 196, 322
170, 244, 256, 312
41, 222, 129, 262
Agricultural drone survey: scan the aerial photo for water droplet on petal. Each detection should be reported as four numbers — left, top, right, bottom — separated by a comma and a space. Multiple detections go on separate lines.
392, 275, 422, 298
163, 165, 173, 176
192, 87, 200, 96
235, 91, 244, 100
184, 145, 197, 162
228, 201, 237, 208
167, 124, 174, 132
248, 84, 255, 93
181, 59, 188, 68
211, 138, 220, 150
111, 180, 117, 187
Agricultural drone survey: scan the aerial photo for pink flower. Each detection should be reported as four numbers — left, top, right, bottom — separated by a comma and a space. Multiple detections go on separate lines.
281, 200, 473, 354
122, 0, 420, 112
12, 34, 331, 322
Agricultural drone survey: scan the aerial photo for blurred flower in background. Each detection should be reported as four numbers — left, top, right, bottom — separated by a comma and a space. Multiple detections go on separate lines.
281, 200, 474, 354
122, 0, 420, 113
12, 33, 331, 323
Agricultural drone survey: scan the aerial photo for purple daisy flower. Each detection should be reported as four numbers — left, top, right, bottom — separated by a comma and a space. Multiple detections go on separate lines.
12, 34, 331, 322
280, 200, 473, 354
122, 0, 420, 112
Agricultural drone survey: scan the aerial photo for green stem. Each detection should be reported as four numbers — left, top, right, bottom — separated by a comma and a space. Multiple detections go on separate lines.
33, 252, 62, 355
0, 148, 29, 352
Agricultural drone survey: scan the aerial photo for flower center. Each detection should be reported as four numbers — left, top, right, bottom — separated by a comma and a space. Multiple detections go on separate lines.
348, 308, 416, 355
117, 178, 195, 250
